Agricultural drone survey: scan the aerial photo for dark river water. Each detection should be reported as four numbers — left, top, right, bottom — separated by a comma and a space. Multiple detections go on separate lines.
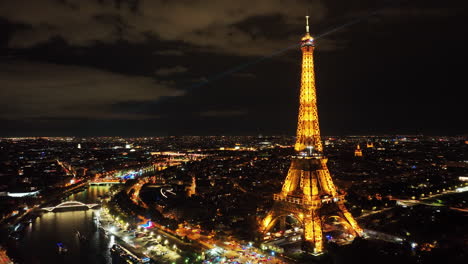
14, 186, 114, 264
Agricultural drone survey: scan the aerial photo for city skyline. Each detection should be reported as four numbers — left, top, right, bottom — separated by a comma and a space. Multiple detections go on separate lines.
1, 0, 466, 136
0, 3, 466, 262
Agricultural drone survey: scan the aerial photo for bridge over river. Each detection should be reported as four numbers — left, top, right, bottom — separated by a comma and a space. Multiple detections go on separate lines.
41, 200, 100, 212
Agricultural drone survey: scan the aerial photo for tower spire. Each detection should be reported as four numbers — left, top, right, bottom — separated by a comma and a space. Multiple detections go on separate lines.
296, 15, 319, 153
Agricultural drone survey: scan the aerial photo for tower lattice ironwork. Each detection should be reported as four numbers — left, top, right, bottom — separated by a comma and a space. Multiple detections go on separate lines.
260, 16, 363, 254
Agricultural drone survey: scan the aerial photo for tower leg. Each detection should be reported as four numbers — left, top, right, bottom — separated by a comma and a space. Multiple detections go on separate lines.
337, 202, 363, 236
261, 211, 275, 233
303, 212, 323, 254
312, 212, 323, 254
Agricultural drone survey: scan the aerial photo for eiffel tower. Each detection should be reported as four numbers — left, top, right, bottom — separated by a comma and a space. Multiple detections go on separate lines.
260, 16, 363, 255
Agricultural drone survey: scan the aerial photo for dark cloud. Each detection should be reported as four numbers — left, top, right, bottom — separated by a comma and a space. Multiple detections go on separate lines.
0, 61, 181, 120
154, 50, 184, 56
155, 66, 188, 76
379, 7, 461, 18
0, 0, 326, 55
199, 110, 248, 117
232, 72, 256, 79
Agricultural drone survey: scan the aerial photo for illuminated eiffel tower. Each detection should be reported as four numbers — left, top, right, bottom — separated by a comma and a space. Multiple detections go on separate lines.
261, 16, 362, 255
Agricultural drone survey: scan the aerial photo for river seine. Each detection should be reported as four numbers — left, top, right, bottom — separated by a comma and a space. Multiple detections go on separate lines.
14, 186, 113, 264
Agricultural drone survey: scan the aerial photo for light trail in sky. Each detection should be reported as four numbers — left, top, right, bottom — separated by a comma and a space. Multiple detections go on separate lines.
146, 2, 404, 109
182, 7, 385, 92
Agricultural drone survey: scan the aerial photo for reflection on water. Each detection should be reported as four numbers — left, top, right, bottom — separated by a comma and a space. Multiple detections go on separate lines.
17, 186, 114, 264
67, 186, 111, 204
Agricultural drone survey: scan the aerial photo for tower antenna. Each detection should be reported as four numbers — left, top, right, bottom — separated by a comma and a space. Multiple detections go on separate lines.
305, 15, 310, 33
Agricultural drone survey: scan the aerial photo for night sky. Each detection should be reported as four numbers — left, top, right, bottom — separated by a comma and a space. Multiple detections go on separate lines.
0, 0, 466, 137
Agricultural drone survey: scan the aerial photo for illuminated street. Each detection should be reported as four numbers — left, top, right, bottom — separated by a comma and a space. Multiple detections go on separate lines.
98, 208, 182, 263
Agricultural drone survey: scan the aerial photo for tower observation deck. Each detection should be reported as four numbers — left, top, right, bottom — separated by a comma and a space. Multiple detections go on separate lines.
260, 16, 363, 255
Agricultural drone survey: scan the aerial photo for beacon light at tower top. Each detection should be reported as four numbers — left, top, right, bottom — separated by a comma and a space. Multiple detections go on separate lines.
301, 15, 315, 45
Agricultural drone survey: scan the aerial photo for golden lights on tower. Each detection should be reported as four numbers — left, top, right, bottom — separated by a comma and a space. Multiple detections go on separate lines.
295, 16, 322, 154
260, 16, 363, 255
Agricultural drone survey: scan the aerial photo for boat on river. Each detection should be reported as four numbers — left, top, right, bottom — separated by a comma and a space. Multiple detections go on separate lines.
56, 242, 68, 253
